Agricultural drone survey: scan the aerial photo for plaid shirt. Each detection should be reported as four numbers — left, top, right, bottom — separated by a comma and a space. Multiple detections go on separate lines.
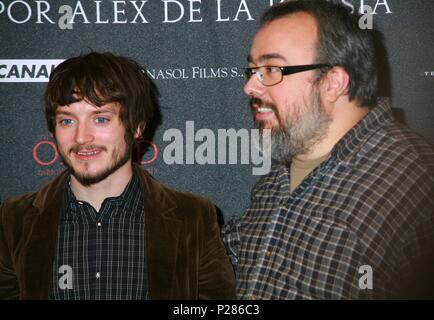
49, 171, 147, 300
222, 99, 434, 299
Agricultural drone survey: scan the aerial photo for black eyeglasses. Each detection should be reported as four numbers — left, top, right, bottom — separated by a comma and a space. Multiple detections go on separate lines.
244, 64, 332, 86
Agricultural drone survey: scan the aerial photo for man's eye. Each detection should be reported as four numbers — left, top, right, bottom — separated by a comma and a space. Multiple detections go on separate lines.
59, 119, 73, 126
95, 117, 109, 124
264, 66, 280, 73
245, 68, 255, 78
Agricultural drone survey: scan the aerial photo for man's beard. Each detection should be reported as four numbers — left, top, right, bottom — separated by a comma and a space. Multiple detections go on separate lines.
254, 88, 332, 164
57, 136, 133, 186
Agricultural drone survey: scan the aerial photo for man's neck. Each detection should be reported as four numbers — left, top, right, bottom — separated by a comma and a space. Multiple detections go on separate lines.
295, 100, 370, 161
70, 162, 134, 212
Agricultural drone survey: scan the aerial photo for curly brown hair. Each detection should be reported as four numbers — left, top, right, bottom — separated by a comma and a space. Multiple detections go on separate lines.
44, 52, 155, 144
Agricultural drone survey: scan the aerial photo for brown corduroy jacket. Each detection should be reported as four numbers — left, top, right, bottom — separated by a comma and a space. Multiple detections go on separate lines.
0, 164, 235, 299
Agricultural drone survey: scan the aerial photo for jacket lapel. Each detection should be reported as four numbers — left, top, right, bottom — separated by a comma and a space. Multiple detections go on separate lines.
134, 165, 181, 299
21, 170, 69, 299
22, 165, 181, 299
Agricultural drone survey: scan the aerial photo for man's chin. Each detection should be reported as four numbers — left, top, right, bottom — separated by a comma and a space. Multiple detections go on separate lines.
254, 120, 278, 132
68, 154, 131, 187
68, 165, 114, 186
71, 171, 110, 186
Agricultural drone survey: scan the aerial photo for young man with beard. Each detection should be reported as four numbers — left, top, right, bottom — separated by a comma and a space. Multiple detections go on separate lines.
222, 0, 434, 299
0, 52, 235, 299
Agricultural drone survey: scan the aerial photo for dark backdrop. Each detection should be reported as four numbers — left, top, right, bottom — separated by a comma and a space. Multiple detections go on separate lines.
1, 0, 433, 220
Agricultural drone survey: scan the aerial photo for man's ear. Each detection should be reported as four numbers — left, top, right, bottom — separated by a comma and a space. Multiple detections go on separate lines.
134, 124, 145, 139
320, 66, 350, 103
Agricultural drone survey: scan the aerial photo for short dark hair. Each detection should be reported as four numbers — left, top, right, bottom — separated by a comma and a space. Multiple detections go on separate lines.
261, 0, 378, 108
44, 52, 154, 141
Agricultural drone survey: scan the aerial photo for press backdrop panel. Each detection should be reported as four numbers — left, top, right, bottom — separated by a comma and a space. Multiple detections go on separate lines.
1, 0, 433, 220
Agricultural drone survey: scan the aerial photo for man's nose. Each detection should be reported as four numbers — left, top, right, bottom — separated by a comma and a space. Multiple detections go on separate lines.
243, 73, 266, 98
74, 122, 93, 144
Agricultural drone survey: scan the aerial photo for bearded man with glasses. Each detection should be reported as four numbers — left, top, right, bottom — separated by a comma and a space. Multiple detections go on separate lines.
222, 0, 434, 299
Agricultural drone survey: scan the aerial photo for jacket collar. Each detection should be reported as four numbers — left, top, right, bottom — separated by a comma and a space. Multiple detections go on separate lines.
132, 163, 178, 219
32, 164, 178, 216
23, 163, 180, 299
133, 163, 182, 298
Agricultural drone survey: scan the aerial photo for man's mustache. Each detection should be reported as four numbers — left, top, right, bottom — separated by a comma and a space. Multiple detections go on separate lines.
249, 97, 264, 109
69, 145, 107, 153
249, 97, 279, 116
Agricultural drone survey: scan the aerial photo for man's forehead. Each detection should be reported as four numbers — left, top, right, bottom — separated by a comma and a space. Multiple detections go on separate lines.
248, 12, 318, 64
55, 100, 120, 113
247, 53, 287, 64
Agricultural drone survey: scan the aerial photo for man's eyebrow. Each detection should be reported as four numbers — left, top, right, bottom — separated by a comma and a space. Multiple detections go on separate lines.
247, 53, 287, 64
55, 110, 73, 116
55, 106, 118, 116
93, 108, 117, 115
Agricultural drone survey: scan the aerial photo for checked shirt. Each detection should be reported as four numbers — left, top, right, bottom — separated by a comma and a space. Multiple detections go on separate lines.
222, 99, 434, 299
49, 171, 147, 300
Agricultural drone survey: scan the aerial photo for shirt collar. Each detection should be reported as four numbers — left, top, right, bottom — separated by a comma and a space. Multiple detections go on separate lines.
330, 97, 394, 165
63, 169, 143, 215
266, 98, 395, 192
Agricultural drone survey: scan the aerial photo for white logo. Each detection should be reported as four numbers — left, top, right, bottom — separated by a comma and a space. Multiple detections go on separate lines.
58, 265, 73, 290
0, 59, 64, 82
146, 66, 244, 80
0, 0, 256, 28
358, 5, 373, 30
269, 0, 392, 14
163, 121, 271, 175
358, 265, 373, 290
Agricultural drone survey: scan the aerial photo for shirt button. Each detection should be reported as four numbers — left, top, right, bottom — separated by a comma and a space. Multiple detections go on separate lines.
78, 201, 83, 205
266, 251, 272, 257
97, 222, 102, 227
96, 272, 100, 279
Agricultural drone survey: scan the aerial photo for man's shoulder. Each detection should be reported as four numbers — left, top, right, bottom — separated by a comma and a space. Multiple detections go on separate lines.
1, 191, 39, 226
365, 121, 434, 172
136, 166, 215, 216
157, 180, 213, 209
152, 178, 218, 225
1, 171, 68, 226
383, 121, 434, 151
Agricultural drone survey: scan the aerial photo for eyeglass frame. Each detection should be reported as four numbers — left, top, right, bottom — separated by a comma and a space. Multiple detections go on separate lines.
244, 64, 332, 86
